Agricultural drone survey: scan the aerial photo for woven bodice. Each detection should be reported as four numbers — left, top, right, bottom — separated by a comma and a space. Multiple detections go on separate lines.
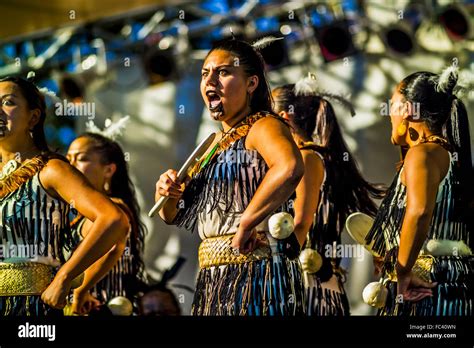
70, 214, 136, 302
198, 138, 272, 238
0, 173, 72, 266
366, 151, 471, 255
173, 113, 294, 239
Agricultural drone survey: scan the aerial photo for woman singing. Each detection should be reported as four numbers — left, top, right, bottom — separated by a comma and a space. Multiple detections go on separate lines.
154, 38, 305, 315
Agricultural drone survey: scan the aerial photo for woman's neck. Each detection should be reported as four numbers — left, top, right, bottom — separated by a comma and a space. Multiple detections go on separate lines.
221, 106, 252, 133
292, 131, 312, 147
405, 124, 437, 148
0, 139, 41, 166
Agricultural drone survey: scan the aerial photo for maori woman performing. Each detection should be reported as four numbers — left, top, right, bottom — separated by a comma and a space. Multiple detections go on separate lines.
154, 38, 306, 315
272, 75, 384, 315
0, 76, 129, 316
67, 119, 146, 314
366, 67, 473, 316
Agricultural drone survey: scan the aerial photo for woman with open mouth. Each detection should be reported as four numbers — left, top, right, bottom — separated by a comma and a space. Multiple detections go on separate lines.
0, 76, 129, 316
154, 38, 306, 315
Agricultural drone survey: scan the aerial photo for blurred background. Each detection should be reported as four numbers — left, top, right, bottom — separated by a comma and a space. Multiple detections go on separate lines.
1, 0, 473, 314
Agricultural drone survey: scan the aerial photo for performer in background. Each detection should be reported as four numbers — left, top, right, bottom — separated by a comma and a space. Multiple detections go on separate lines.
0, 76, 129, 316
366, 67, 473, 315
154, 38, 306, 315
66, 119, 146, 314
272, 76, 384, 315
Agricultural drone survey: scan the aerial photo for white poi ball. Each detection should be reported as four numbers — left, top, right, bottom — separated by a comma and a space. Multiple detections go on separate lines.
362, 281, 388, 309
107, 296, 133, 316
268, 212, 294, 240
299, 248, 322, 273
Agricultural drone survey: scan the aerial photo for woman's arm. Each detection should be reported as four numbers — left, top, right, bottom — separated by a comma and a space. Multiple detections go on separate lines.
39, 159, 129, 309
396, 146, 443, 301
293, 150, 324, 247
232, 117, 304, 254
156, 169, 186, 224
72, 217, 128, 314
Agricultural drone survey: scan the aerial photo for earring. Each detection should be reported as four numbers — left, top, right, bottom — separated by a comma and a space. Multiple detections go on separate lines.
104, 182, 110, 194
408, 127, 419, 141
397, 120, 408, 136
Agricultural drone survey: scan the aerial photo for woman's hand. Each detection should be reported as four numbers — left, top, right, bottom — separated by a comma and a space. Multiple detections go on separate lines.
41, 272, 71, 309
155, 169, 189, 201
231, 228, 266, 255
155, 169, 191, 223
72, 289, 102, 315
396, 268, 437, 303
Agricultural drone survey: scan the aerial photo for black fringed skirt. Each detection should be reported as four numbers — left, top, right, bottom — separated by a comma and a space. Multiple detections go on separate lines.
380, 256, 473, 316
191, 255, 306, 316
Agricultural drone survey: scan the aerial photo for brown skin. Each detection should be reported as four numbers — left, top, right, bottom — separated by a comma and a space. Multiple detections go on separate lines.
155, 50, 304, 254
276, 109, 324, 247
67, 137, 129, 315
139, 290, 181, 316
389, 87, 448, 302
0, 81, 129, 310
0, 82, 41, 160
67, 137, 117, 193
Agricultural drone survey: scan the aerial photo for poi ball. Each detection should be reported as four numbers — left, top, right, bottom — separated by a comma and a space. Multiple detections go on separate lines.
362, 281, 388, 309
107, 296, 133, 316
299, 248, 323, 273
425, 239, 472, 257
268, 212, 294, 240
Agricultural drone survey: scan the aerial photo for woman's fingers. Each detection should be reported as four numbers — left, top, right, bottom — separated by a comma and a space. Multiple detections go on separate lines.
158, 184, 183, 198
232, 229, 269, 255
155, 169, 185, 200
412, 277, 437, 289
405, 290, 432, 302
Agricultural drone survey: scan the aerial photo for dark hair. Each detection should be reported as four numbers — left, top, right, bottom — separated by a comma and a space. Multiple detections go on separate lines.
139, 286, 181, 316
399, 70, 473, 227
206, 39, 273, 114
78, 132, 146, 279
273, 84, 384, 226
398, 71, 472, 170
0, 76, 49, 151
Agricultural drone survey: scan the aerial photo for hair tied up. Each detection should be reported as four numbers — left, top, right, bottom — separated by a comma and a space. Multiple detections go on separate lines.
26, 71, 36, 82
251, 36, 284, 51
294, 72, 319, 97
294, 72, 356, 116
436, 65, 459, 95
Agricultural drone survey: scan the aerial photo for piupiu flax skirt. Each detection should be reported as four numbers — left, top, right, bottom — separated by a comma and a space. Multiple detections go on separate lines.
379, 256, 473, 316
192, 234, 305, 316
303, 272, 350, 316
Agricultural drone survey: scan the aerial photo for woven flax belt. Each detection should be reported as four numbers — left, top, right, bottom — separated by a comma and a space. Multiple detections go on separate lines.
0, 262, 53, 296
387, 255, 434, 283
198, 232, 272, 269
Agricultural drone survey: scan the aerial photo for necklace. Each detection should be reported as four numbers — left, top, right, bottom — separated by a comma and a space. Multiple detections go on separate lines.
0, 159, 19, 180
0, 151, 42, 181
198, 116, 249, 171
419, 134, 452, 151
